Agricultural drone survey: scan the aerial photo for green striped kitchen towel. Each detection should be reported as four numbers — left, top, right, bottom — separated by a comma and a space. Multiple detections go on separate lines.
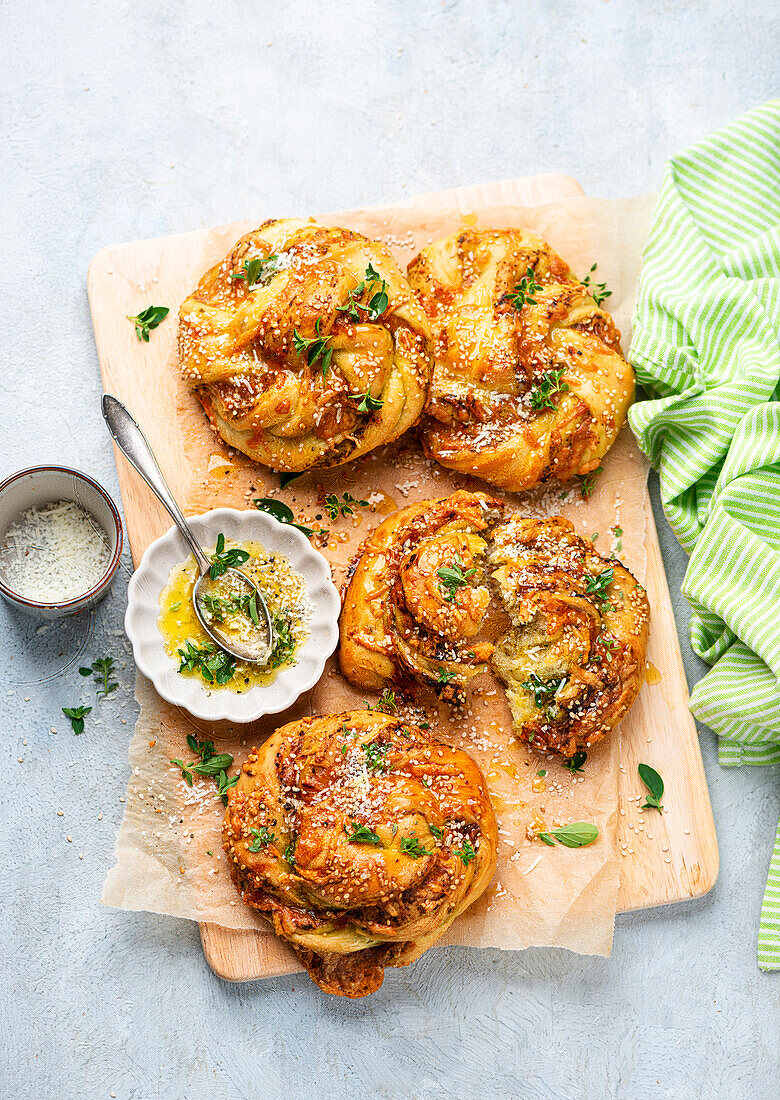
627, 100, 780, 970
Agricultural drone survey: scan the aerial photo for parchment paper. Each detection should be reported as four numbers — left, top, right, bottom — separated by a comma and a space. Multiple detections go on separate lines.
102, 194, 656, 959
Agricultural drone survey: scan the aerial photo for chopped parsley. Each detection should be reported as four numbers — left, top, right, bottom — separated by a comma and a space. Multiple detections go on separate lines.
362, 740, 389, 775
127, 304, 169, 342
528, 368, 569, 411
436, 554, 477, 601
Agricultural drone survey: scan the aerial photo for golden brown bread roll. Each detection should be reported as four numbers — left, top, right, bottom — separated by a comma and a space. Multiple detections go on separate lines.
340, 491, 649, 757
339, 489, 505, 702
222, 709, 498, 997
179, 218, 432, 471
408, 226, 635, 491
489, 515, 649, 757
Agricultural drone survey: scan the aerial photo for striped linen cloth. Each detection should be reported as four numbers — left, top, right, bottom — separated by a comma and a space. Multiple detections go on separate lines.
627, 100, 780, 969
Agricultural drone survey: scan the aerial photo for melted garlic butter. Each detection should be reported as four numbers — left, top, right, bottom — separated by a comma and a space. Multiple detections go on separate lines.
158, 539, 311, 693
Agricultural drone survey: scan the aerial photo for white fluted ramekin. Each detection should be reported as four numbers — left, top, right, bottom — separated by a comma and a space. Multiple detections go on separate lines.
125, 507, 340, 722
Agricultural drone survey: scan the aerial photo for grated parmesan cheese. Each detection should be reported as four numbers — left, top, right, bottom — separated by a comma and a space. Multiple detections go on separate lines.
0, 500, 110, 602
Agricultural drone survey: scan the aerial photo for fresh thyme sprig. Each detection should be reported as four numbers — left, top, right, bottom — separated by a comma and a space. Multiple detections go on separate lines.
528, 368, 569, 411
79, 657, 119, 698
582, 263, 612, 307
580, 466, 604, 500
506, 267, 542, 311
323, 492, 369, 521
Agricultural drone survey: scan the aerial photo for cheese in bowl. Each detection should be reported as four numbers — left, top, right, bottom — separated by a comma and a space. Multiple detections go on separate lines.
158, 538, 311, 694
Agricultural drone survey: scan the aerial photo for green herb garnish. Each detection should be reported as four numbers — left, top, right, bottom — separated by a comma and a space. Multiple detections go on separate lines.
252, 497, 313, 537
400, 836, 429, 859
436, 554, 477, 602
563, 750, 588, 774
522, 672, 566, 709
177, 640, 236, 685
580, 465, 603, 500
230, 254, 280, 289
323, 492, 369, 521
638, 763, 665, 812
585, 568, 614, 604
209, 532, 250, 580
248, 826, 275, 852
429, 824, 444, 841
283, 838, 297, 865
537, 822, 599, 848
454, 838, 476, 865
350, 390, 384, 414
292, 319, 334, 379
528, 368, 569, 411
339, 263, 389, 322
365, 688, 397, 714
581, 263, 612, 307
362, 741, 389, 775
62, 705, 91, 734
345, 822, 383, 846
127, 304, 169, 342
170, 734, 236, 805
506, 267, 542, 311
437, 668, 457, 684
79, 657, 119, 698
269, 613, 297, 670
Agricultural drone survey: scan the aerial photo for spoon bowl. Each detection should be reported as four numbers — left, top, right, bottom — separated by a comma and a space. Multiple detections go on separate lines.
102, 394, 275, 665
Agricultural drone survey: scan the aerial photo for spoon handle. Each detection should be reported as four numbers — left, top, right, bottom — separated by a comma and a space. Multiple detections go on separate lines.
102, 394, 211, 573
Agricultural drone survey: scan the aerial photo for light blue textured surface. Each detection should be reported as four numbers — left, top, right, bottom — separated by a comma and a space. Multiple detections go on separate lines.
1, 2, 778, 1097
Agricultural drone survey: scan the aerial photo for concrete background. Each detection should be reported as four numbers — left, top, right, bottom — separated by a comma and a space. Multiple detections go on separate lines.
1, 1, 778, 1097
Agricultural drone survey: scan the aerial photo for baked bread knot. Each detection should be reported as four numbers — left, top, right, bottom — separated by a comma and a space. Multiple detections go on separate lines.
408, 226, 634, 491
489, 516, 649, 757
178, 218, 433, 471
223, 710, 498, 997
339, 490, 505, 702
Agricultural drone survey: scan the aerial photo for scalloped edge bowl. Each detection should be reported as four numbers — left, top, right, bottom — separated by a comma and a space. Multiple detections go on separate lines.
125, 507, 340, 722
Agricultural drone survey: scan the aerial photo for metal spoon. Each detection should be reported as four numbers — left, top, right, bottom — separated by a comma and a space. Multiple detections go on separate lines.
102, 394, 274, 665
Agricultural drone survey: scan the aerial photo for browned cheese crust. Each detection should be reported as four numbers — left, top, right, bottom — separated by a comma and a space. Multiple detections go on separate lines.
408, 226, 635, 491
178, 219, 433, 471
338, 489, 505, 701
340, 491, 650, 757
489, 515, 650, 756
222, 710, 498, 997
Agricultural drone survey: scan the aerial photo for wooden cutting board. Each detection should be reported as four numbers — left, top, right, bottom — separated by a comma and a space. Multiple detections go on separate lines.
88, 173, 718, 982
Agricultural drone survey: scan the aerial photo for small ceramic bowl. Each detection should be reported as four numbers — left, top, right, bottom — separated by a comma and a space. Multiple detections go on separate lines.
125, 507, 341, 722
0, 465, 124, 620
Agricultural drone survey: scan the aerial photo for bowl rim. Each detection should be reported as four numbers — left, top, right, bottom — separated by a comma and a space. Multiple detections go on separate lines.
0, 464, 124, 608
124, 505, 341, 722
